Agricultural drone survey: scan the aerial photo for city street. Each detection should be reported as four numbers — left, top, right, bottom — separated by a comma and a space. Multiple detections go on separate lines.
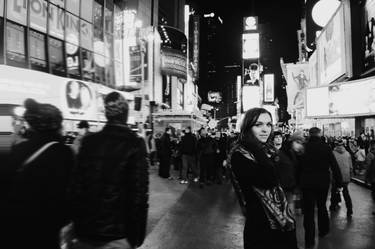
143, 167, 375, 249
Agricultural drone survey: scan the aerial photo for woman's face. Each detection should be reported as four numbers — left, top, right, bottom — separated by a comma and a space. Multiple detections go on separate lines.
251, 113, 272, 143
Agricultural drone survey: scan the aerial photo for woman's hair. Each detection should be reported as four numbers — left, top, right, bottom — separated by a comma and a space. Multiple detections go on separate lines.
238, 107, 274, 149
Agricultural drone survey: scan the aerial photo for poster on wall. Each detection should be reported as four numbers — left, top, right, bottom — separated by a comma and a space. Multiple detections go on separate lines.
286, 63, 309, 113
364, 0, 375, 73
317, 5, 346, 85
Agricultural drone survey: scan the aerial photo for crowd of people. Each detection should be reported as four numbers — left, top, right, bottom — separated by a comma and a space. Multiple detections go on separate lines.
2, 95, 375, 249
143, 125, 238, 187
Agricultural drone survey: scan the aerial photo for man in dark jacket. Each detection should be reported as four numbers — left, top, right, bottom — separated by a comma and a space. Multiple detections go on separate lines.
69, 92, 149, 249
179, 126, 198, 183
159, 127, 173, 179
300, 127, 342, 248
198, 128, 219, 187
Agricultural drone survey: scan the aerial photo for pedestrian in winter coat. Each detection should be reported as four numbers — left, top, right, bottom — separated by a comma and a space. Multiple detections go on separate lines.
159, 127, 173, 179
198, 128, 219, 186
69, 92, 149, 249
331, 138, 353, 217
229, 108, 298, 249
180, 126, 198, 183
365, 141, 375, 201
2, 98, 74, 249
276, 131, 305, 211
300, 127, 343, 248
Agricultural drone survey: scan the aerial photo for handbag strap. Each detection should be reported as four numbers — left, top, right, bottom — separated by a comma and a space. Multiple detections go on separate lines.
18, 141, 59, 172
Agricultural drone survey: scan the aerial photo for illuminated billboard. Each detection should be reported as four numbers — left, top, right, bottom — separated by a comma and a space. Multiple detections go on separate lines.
243, 16, 258, 31
264, 74, 274, 102
242, 33, 259, 59
306, 76, 375, 117
242, 85, 260, 111
243, 61, 259, 86
208, 91, 222, 103
316, 5, 346, 84
286, 63, 310, 113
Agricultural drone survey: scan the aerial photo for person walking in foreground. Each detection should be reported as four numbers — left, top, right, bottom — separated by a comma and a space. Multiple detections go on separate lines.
180, 126, 198, 184
2, 98, 74, 249
300, 127, 342, 249
229, 108, 298, 249
331, 138, 353, 217
69, 92, 149, 249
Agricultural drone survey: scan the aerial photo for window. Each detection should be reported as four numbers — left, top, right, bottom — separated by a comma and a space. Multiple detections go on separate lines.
49, 37, 65, 76
94, 53, 105, 83
30, 30, 47, 71
104, 5, 113, 34
65, 13, 79, 45
105, 59, 114, 86
49, 4, 65, 40
114, 60, 123, 88
66, 0, 80, 16
7, 0, 27, 25
81, 49, 94, 81
66, 42, 80, 78
6, 22, 26, 67
93, 1, 103, 29
80, 0, 93, 22
30, 0, 48, 33
104, 33, 113, 60
50, 0, 65, 8
80, 20, 93, 50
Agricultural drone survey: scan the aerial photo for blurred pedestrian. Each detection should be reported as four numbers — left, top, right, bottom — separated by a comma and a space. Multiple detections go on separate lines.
331, 138, 353, 217
159, 127, 173, 179
69, 92, 149, 249
72, 120, 91, 154
229, 108, 298, 249
2, 98, 74, 249
197, 128, 218, 187
300, 127, 342, 248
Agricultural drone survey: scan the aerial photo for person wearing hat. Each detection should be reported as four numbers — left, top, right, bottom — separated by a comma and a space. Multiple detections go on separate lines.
2, 98, 74, 249
72, 120, 92, 154
69, 91, 149, 249
331, 138, 353, 217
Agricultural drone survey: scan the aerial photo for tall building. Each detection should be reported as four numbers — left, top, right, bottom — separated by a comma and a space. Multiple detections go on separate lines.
199, 13, 224, 104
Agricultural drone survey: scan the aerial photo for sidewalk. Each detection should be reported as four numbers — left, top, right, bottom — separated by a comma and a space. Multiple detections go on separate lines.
146, 165, 188, 235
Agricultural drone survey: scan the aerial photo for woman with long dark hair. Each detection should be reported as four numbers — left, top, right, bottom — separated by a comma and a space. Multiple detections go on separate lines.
229, 108, 299, 249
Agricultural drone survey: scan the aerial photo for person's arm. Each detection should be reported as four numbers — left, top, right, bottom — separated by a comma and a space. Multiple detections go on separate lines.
124, 138, 149, 247
230, 151, 278, 189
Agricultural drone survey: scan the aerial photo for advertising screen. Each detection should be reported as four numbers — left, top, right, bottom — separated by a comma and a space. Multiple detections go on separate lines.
208, 91, 222, 103
242, 33, 259, 59
264, 74, 274, 102
306, 87, 329, 117
364, 0, 375, 73
306, 77, 375, 117
243, 61, 259, 86
242, 85, 260, 111
286, 63, 309, 113
317, 5, 346, 85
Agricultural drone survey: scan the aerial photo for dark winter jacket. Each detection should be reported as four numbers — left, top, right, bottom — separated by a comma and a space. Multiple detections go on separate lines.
230, 142, 298, 249
198, 136, 218, 156
160, 132, 172, 157
300, 136, 343, 189
180, 132, 197, 155
69, 124, 149, 248
2, 132, 74, 249
277, 148, 298, 191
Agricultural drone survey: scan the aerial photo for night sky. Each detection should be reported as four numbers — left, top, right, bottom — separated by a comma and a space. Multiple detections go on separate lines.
187, 0, 303, 107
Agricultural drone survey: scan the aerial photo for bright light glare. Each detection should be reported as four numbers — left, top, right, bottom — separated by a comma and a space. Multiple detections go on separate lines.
14, 106, 25, 117
312, 0, 340, 27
